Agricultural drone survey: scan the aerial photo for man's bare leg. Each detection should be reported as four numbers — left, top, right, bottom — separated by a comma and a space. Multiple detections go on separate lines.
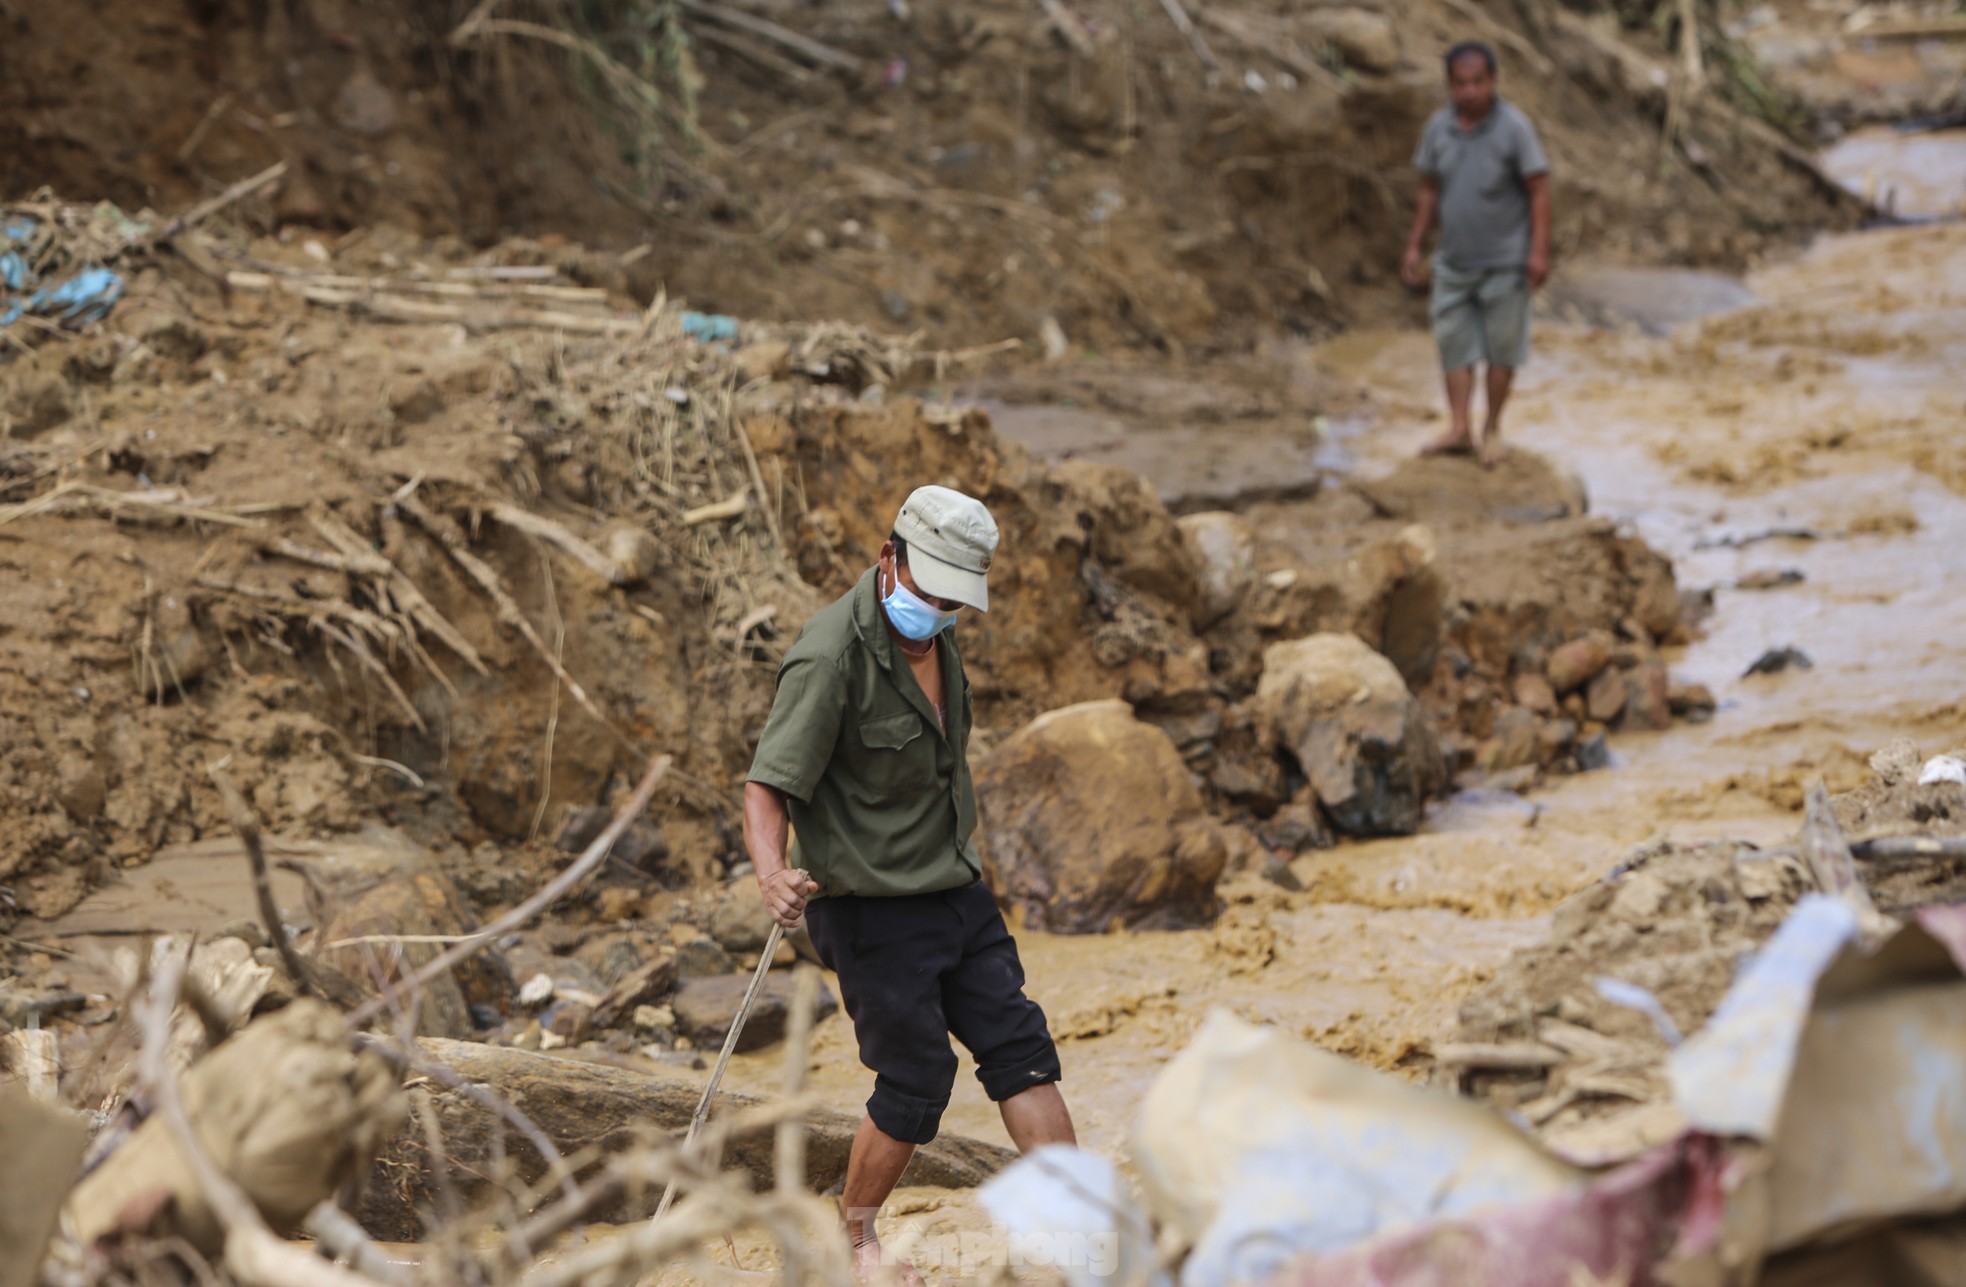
1480, 364, 1516, 468
999, 1083, 1077, 1152
1423, 366, 1478, 455
842, 1116, 923, 1282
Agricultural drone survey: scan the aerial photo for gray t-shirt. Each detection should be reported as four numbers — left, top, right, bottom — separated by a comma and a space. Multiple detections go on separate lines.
1413, 100, 1550, 274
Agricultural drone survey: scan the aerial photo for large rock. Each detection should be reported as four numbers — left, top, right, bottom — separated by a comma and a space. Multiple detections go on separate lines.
1177, 511, 1257, 627
1052, 460, 1202, 612
672, 972, 839, 1052
1255, 634, 1444, 836
976, 700, 1230, 933
360, 1039, 1016, 1239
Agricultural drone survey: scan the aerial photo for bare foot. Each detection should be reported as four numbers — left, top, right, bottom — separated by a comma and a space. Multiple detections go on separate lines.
1479, 433, 1506, 470
855, 1238, 925, 1287
1421, 429, 1476, 457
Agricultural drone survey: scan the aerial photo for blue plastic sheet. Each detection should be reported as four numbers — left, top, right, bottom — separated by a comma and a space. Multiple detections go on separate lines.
0, 215, 127, 330
680, 310, 739, 342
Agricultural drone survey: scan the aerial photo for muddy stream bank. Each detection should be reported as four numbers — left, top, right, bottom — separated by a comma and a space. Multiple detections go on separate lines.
684, 215, 1966, 1264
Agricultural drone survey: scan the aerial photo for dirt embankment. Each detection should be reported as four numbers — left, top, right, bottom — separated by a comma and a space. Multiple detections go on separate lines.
0, 209, 1710, 923
1, 0, 1858, 353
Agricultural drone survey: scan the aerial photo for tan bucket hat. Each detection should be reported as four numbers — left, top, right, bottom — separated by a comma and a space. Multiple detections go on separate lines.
894, 485, 999, 611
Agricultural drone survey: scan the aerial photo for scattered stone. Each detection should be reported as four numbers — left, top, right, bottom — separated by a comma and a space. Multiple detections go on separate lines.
1546, 633, 1615, 695
590, 953, 679, 1030
1736, 568, 1805, 590
633, 1003, 674, 1033
1177, 511, 1257, 627
675, 938, 735, 979
518, 973, 556, 1008
604, 524, 663, 585
1483, 707, 1543, 772
1868, 738, 1924, 787
1575, 730, 1612, 772
975, 700, 1232, 933
1622, 661, 1672, 732
1513, 673, 1558, 715
1667, 682, 1716, 723
594, 887, 643, 923
1256, 787, 1334, 855
1744, 646, 1813, 677
710, 891, 774, 953
1255, 634, 1445, 836
1586, 667, 1628, 724
543, 999, 593, 1043
671, 972, 839, 1053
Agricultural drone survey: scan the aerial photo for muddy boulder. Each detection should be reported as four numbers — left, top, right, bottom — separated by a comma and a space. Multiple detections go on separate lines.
672, 972, 838, 1051
975, 700, 1231, 933
1177, 511, 1257, 627
1052, 460, 1201, 613
1256, 633, 1445, 836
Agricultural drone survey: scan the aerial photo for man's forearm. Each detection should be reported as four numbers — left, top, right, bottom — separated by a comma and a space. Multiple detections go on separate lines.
1528, 181, 1551, 257
743, 781, 792, 878
1406, 183, 1439, 255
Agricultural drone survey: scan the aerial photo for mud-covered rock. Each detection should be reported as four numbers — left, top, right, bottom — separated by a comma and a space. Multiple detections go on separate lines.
1053, 460, 1201, 612
672, 972, 837, 1052
976, 699, 1231, 933
1622, 660, 1672, 731
590, 952, 679, 1030
1255, 633, 1444, 836
308, 828, 514, 1038
1177, 511, 1257, 627
1546, 632, 1615, 695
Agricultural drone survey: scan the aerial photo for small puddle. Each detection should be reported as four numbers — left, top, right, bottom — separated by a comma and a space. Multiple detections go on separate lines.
1820, 125, 1966, 220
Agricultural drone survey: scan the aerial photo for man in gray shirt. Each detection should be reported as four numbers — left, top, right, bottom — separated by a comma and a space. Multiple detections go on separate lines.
1401, 41, 1552, 467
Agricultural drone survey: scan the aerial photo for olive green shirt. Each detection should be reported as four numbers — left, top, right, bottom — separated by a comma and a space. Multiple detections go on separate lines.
746, 567, 981, 897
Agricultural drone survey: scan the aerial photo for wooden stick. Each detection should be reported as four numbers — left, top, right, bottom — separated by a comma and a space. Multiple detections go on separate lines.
676, 0, 864, 72
683, 488, 751, 526
1851, 836, 1966, 865
176, 92, 237, 165
345, 754, 670, 1030
1433, 1042, 1567, 1070
655, 914, 791, 1219
164, 161, 290, 237
486, 502, 631, 585
732, 418, 784, 554
225, 270, 608, 305
1155, 0, 1220, 73
208, 766, 321, 1001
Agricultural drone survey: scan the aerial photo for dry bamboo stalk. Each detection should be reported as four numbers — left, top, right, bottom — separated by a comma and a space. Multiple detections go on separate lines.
485, 502, 630, 585
225, 270, 607, 305
306, 507, 490, 676
393, 494, 629, 744
732, 417, 784, 554
676, 0, 863, 71
683, 488, 751, 526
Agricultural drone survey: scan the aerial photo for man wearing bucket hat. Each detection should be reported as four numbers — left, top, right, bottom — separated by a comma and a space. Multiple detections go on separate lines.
744, 485, 1076, 1277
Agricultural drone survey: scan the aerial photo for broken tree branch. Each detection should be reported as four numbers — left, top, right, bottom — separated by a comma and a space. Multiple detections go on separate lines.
486, 502, 630, 586
207, 766, 321, 1001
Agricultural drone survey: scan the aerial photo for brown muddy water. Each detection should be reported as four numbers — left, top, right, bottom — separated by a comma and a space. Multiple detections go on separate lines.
681, 218, 1966, 1271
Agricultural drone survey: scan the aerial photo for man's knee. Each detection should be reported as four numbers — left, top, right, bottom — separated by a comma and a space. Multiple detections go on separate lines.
868, 1068, 957, 1145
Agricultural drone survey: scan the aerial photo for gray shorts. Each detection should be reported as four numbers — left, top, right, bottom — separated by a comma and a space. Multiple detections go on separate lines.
1431, 264, 1531, 371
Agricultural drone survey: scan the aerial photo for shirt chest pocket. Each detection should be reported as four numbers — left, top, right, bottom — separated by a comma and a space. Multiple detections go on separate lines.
857, 711, 936, 795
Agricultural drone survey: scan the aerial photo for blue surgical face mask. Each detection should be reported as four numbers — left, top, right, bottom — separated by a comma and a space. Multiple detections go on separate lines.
883, 564, 957, 641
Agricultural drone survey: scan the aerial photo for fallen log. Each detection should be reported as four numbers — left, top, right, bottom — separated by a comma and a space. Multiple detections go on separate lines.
357, 1039, 1017, 1239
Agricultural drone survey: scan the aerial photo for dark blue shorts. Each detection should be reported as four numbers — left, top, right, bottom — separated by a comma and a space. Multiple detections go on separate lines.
804, 881, 1062, 1145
